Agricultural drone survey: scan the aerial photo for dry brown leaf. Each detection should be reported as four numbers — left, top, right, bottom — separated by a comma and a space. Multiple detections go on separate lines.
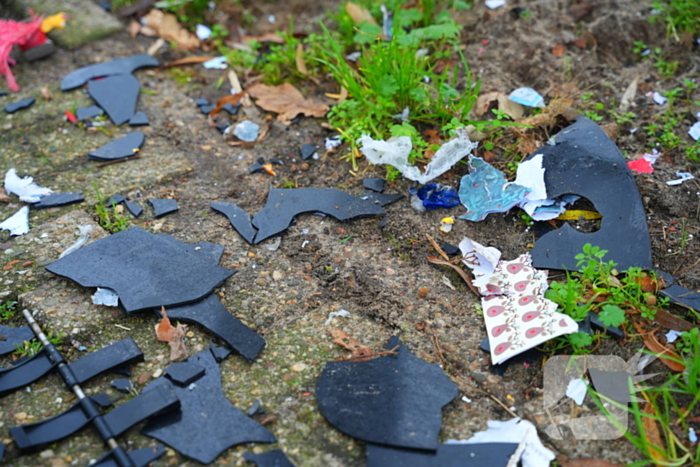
247, 83, 329, 124
147, 38, 166, 56
154, 307, 188, 361
0, 188, 10, 203
141, 9, 200, 50
519, 97, 575, 129
209, 92, 245, 116
345, 2, 378, 25
39, 87, 52, 100
654, 309, 698, 333
558, 458, 625, 467
228, 69, 242, 94
643, 404, 668, 466
295, 43, 308, 76
128, 19, 141, 38
552, 44, 566, 56
641, 331, 686, 372
474, 91, 523, 120
159, 56, 217, 68
331, 329, 373, 361
240, 32, 285, 44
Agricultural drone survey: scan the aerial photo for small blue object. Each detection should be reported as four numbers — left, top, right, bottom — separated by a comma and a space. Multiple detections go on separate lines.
508, 87, 545, 108
234, 120, 260, 142
409, 184, 460, 210
458, 156, 530, 221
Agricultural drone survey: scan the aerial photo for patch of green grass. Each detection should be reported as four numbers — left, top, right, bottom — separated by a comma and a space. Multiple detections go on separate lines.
0, 300, 17, 321
546, 244, 668, 353
650, 0, 700, 41
93, 184, 129, 234
13, 331, 64, 358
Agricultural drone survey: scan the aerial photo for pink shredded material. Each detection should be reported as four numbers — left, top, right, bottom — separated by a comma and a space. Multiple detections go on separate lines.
0, 16, 44, 91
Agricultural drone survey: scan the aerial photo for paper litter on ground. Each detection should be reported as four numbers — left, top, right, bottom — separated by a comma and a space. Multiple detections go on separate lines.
195, 24, 212, 40
651, 91, 667, 105
325, 309, 351, 325
485, 0, 507, 9
4, 168, 53, 203
92, 287, 120, 307
447, 418, 555, 467
667, 172, 694, 186
689, 121, 700, 141
358, 128, 478, 184
459, 236, 501, 291
508, 87, 545, 108
0, 206, 29, 235
665, 329, 682, 343
203, 56, 228, 69
566, 378, 588, 406
59, 225, 94, 258
627, 149, 661, 174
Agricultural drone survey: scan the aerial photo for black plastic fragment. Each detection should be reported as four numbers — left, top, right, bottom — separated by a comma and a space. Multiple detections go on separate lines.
361, 191, 404, 207
244, 450, 295, 467
103, 380, 180, 437
363, 178, 385, 193
10, 394, 112, 450
209, 341, 232, 363
142, 349, 275, 464
0, 350, 56, 396
5, 97, 35, 114
45, 227, 235, 313
88, 74, 140, 125
300, 143, 317, 160
165, 361, 205, 386
211, 201, 256, 244
223, 103, 241, 115
111, 379, 135, 393
125, 201, 143, 218
34, 193, 84, 209
249, 157, 266, 174
200, 104, 215, 114
216, 123, 229, 134
89, 132, 144, 161
0, 442, 4, 462
129, 111, 149, 126
246, 399, 263, 417
163, 294, 265, 362
91, 444, 166, 467
76, 105, 103, 121
68, 337, 144, 385
148, 198, 179, 218
316, 336, 458, 450
251, 188, 386, 244
270, 157, 283, 166
656, 270, 700, 312
0, 324, 35, 356
366, 442, 519, 467
528, 117, 652, 271
61, 54, 160, 91
589, 368, 633, 403
107, 195, 127, 206
441, 242, 460, 257
195, 98, 209, 106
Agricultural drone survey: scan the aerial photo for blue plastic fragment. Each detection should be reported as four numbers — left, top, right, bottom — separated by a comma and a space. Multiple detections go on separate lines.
409, 183, 460, 210
458, 157, 530, 221
508, 87, 545, 108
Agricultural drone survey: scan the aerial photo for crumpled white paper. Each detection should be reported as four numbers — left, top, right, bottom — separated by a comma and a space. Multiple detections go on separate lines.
667, 171, 694, 186
448, 418, 555, 467
459, 236, 501, 292
4, 168, 53, 203
0, 206, 30, 236
566, 378, 589, 406
92, 287, 120, 307
59, 225, 94, 258
358, 128, 478, 184
325, 309, 351, 325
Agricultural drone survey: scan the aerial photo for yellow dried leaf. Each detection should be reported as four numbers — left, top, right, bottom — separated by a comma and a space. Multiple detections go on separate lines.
345, 2, 378, 25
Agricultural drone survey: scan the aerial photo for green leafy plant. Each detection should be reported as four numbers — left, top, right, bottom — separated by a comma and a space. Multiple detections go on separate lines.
0, 300, 17, 321
94, 184, 129, 234
649, 0, 700, 41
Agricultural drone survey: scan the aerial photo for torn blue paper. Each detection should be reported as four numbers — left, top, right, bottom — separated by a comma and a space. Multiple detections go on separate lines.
689, 121, 700, 141
509, 87, 545, 108
409, 183, 460, 210
203, 57, 228, 70
458, 157, 530, 221
92, 287, 120, 307
0, 206, 29, 236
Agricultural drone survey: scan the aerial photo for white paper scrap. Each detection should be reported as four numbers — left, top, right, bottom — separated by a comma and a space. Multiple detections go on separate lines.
358, 128, 478, 184
689, 121, 700, 141
4, 168, 53, 203
667, 171, 694, 186
690, 427, 697, 443
652, 91, 667, 105
458, 236, 501, 291
92, 287, 120, 307
566, 378, 589, 406
0, 206, 29, 236
325, 309, 351, 325
59, 225, 94, 258
203, 56, 228, 69
195, 24, 212, 40
665, 329, 682, 343
448, 418, 555, 467
485, 0, 507, 8
509, 87, 545, 108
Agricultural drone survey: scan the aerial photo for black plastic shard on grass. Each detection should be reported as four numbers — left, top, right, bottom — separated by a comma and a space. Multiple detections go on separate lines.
88, 74, 140, 125
33, 193, 84, 209
61, 53, 160, 91
527, 116, 652, 271
366, 442, 519, 467
300, 143, 318, 160
129, 111, 149, 126
76, 105, 103, 121
211, 201, 256, 244
89, 132, 144, 161
363, 178, 385, 193
148, 198, 179, 218
142, 349, 275, 464
316, 336, 458, 450
252, 188, 386, 244
45, 227, 234, 313
0, 324, 34, 356
244, 450, 295, 467
5, 97, 35, 114
91, 445, 165, 467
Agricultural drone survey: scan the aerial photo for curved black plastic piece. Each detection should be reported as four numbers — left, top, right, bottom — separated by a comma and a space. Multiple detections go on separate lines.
300, 143, 317, 160
361, 191, 404, 207
5, 98, 35, 114
165, 361, 205, 386
68, 337, 144, 385
77, 105, 103, 121
0, 324, 35, 356
88, 74, 140, 125
162, 294, 265, 363
10, 394, 112, 450
251, 188, 386, 244
244, 449, 295, 467
148, 199, 179, 218
45, 227, 234, 313
528, 116, 652, 271
211, 202, 256, 244
34, 193, 84, 209
89, 132, 144, 161
142, 349, 275, 464
61, 54, 160, 91
366, 442, 519, 467
0, 350, 56, 397
363, 178, 385, 193
316, 336, 458, 451
129, 112, 149, 126
91, 444, 166, 467
103, 380, 180, 437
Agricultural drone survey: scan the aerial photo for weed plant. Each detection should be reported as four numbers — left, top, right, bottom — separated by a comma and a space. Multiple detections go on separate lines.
649, 0, 700, 41
93, 185, 129, 234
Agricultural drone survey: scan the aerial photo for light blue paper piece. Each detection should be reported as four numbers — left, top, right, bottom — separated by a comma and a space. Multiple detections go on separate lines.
508, 87, 545, 108
459, 157, 530, 221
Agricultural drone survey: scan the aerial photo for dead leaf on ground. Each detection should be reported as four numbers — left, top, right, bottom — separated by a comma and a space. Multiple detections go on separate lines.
643, 403, 669, 465
331, 329, 373, 361
519, 97, 575, 130
654, 309, 698, 333
147, 38, 166, 56
345, 2, 378, 25
640, 329, 686, 372
552, 44, 566, 56
295, 43, 308, 76
240, 32, 285, 44
155, 306, 188, 361
209, 92, 245, 117
128, 19, 141, 38
247, 83, 329, 124
228, 69, 242, 93
474, 91, 524, 120
141, 9, 200, 50
159, 56, 217, 68
39, 87, 52, 100
557, 457, 625, 467
0, 188, 10, 203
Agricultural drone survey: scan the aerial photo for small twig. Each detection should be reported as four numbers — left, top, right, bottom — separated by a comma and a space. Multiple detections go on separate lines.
114, 324, 132, 331
426, 234, 450, 262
